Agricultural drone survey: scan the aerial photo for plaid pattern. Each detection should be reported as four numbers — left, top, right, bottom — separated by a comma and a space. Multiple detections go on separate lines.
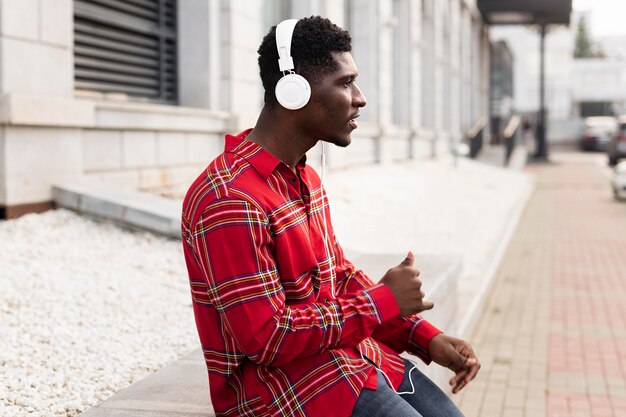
181, 130, 442, 417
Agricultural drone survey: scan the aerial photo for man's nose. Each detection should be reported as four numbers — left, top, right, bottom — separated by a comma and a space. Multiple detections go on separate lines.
353, 84, 367, 108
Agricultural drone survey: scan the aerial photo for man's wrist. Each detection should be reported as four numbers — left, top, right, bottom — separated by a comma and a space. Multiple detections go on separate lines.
407, 319, 443, 363
364, 284, 401, 323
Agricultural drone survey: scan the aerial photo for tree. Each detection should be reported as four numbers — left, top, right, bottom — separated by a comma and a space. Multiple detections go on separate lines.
574, 16, 596, 58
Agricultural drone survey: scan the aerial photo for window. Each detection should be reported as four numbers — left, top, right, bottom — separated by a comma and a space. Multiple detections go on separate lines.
580, 101, 615, 118
421, 0, 435, 129
74, 0, 178, 104
392, 0, 410, 126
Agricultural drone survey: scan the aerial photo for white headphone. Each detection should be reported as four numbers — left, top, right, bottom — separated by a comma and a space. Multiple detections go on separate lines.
275, 19, 311, 110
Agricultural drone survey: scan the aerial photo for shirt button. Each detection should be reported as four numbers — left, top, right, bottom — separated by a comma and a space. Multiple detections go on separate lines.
289, 177, 296, 184
324, 298, 330, 303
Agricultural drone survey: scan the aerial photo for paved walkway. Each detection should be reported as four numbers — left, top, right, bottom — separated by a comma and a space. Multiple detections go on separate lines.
454, 149, 626, 417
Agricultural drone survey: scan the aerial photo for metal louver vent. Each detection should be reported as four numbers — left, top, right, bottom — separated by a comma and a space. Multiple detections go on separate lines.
74, 0, 177, 104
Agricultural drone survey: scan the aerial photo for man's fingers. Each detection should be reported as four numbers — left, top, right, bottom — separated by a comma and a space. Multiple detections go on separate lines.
449, 357, 480, 394
452, 378, 468, 394
464, 357, 477, 367
464, 360, 480, 383
449, 370, 467, 387
421, 299, 435, 311
400, 251, 414, 266
450, 370, 469, 394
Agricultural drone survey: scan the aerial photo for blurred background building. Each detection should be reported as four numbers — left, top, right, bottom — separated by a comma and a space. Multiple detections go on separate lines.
489, 41, 514, 145
491, 10, 626, 146
0, 0, 575, 219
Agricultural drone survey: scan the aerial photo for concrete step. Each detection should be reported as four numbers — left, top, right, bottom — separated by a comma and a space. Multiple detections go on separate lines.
53, 180, 181, 239
80, 349, 213, 417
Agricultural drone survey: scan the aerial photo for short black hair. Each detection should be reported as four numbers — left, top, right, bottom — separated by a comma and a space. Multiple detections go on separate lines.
257, 16, 352, 107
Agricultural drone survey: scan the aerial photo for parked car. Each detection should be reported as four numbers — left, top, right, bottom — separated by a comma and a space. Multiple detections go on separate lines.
607, 115, 626, 166
580, 116, 617, 151
612, 161, 626, 200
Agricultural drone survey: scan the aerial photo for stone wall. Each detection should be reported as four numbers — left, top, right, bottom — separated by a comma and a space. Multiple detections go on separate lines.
0, 0, 491, 217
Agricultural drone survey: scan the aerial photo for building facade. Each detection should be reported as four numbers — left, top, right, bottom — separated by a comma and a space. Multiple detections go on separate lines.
572, 58, 626, 118
489, 11, 626, 145
490, 24, 576, 143
0, 0, 491, 218
489, 40, 514, 143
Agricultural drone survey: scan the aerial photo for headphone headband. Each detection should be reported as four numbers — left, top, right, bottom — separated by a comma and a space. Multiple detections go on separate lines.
276, 19, 298, 72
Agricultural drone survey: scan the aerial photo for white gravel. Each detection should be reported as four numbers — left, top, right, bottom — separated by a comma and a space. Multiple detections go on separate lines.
0, 153, 532, 416
0, 210, 198, 416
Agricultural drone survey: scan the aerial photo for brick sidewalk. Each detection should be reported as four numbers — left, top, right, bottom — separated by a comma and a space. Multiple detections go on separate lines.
454, 150, 626, 417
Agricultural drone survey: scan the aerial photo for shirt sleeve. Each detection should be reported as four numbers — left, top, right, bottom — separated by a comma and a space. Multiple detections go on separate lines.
189, 197, 400, 367
332, 237, 443, 364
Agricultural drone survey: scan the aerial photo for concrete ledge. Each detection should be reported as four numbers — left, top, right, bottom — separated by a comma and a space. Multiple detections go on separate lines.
93, 101, 230, 133
80, 349, 214, 417
53, 180, 468, 415
52, 180, 181, 238
0, 94, 95, 127
455, 168, 534, 339
79, 254, 462, 417
58, 172, 522, 416
0, 93, 231, 132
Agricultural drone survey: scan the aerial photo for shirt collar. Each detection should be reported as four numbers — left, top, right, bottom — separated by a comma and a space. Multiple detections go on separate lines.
225, 129, 308, 179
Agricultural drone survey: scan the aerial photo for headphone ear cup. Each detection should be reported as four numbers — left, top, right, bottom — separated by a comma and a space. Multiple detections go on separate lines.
275, 74, 311, 110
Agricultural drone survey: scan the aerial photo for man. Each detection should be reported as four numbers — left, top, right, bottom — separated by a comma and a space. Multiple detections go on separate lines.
182, 16, 480, 417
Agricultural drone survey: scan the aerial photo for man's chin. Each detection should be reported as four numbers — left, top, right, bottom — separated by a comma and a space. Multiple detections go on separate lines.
328, 135, 352, 148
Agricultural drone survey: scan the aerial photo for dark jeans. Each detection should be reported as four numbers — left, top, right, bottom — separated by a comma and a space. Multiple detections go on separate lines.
351, 359, 465, 417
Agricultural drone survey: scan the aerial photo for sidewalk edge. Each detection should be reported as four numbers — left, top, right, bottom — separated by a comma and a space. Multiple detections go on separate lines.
456, 176, 536, 339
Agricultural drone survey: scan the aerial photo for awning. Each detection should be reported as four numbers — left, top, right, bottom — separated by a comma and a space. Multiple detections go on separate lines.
477, 0, 572, 26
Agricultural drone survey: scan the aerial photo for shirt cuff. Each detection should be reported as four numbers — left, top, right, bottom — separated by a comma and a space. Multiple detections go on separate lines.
407, 318, 442, 364
363, 284, 400, 323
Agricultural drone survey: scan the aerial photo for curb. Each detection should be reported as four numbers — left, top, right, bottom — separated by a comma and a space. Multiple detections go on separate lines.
456, 173, 535, 339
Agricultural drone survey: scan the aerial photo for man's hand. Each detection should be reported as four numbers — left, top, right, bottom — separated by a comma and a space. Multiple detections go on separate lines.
380, 251, 434, 317
428, 334, 480, 394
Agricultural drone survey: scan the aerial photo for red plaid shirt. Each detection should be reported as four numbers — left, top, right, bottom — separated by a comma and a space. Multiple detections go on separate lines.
181, 130, 441, 417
